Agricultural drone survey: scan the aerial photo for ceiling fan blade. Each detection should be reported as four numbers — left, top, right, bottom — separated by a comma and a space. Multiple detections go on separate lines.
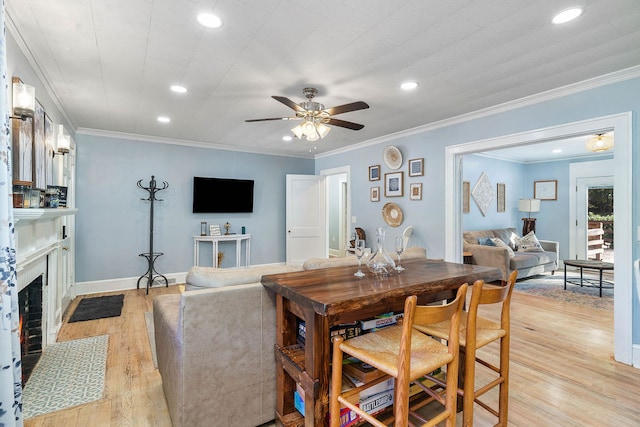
327, 118, 365, 130
325, 101, 369, 116
272, 96, 305, 112
245, 117, 299, 122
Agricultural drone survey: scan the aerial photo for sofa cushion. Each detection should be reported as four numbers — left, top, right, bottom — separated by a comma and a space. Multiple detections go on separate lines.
478, 237, 496, 246
491, 238, 515, 257
463, 229, 495, 245
510, 251, 557, 270
186, 264, 302, 290
492, 228, 519, 249
516, 231, 544, 252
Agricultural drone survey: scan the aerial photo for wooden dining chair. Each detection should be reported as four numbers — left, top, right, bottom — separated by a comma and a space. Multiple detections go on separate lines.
330, 283, 468, 427
414, 270, 518, 426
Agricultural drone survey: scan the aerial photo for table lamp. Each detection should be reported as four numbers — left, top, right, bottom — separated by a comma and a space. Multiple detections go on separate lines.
518, 198, 541, 236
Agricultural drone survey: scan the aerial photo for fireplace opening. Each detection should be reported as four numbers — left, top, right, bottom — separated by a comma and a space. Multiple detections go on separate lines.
19, 275, 43, 386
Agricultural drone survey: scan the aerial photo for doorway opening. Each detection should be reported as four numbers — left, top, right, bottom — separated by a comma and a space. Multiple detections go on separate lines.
587, 186, 614, 264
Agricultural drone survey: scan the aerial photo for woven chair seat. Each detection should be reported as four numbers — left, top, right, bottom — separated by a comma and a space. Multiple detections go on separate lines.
416, 312, 506, 349
338, 324, 453, 380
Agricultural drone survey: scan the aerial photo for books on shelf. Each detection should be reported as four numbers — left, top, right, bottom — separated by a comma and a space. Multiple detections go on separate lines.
297, 320, 363, 345
342, 358, 387, 384
359, 312, 404, 331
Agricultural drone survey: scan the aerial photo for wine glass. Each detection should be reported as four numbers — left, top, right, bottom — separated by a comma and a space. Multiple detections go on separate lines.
395, 236, 405, 271
354, 239, 366, 277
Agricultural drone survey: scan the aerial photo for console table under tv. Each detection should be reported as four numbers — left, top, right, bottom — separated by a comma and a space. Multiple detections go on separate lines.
193, 234, 251, 268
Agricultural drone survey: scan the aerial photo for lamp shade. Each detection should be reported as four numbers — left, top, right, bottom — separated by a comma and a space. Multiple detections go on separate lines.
57, 124, 70, 153
12, 81, 35, 118
518, 198, 540, 213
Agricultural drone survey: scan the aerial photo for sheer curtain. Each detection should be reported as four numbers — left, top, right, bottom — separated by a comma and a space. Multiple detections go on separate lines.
0, 0, 24, 424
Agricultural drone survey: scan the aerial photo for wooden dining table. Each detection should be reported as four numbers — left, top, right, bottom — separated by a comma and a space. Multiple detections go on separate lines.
261, 258, 502, 426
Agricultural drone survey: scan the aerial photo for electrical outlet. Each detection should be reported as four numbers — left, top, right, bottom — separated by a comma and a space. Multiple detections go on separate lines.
352, 216, 357, 223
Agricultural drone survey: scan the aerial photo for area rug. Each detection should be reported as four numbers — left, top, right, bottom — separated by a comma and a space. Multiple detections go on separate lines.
68, 294, 124, 322
514, 273, 613, 310
144, 312, 158, 368
22, 334, 108, 418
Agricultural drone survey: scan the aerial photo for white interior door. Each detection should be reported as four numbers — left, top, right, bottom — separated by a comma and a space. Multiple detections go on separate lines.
570, 159, 614, 261
286, 174, 326, 265
575, 176, 613, 260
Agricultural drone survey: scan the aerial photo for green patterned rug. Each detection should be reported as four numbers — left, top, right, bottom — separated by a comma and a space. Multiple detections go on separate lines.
514, 272, 613, 310
22, 335, 108, 418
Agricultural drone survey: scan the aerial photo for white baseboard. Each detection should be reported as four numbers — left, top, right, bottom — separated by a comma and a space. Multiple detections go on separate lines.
74, 271, 187, 295
73, 262, 289, 295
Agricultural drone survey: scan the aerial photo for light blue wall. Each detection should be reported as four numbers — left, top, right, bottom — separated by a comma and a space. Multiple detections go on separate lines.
74, 134, 313, 282
317, 76, 640, 343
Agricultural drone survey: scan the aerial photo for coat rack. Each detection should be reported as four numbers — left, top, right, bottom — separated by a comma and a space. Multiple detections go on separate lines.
137, 175, 169, 294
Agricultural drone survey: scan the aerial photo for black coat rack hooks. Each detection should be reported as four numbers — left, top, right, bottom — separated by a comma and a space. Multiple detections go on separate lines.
137, 175, 169, 294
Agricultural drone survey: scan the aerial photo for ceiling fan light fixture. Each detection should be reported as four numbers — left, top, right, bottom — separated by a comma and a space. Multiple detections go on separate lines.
302, 120, 317, 136
585, 133, 614, 152
307, 132, 319, 142
316, 123, 331, 139
291, 124, 304, 139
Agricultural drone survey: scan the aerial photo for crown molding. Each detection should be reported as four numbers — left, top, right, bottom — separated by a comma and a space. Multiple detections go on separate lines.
74, 128, 314, 159
315, 65, 640, 159
5, 10, 76, 131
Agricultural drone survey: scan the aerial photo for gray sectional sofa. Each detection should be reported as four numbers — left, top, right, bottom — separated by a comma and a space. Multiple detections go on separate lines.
463, 227, 559, 281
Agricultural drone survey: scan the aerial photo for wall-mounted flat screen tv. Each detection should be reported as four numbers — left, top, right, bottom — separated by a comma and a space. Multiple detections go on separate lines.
192, 177, 254, 213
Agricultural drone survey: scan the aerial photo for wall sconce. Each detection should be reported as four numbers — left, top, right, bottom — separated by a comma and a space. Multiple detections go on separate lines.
56, 124, 70, 156
11, 77, 35, 120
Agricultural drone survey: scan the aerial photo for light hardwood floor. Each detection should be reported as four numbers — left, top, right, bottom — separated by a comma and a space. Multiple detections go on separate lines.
24, 284, 640, 426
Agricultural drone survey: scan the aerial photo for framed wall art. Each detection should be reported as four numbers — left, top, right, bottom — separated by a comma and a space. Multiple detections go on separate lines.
32, 100, 46, 190
12, 115, 33, 182
463, 181, 470, 213
471, 172, 495, 216
408, 158, 424, 177
370, 186, 380, 202
384, 171, 404, 197
369, 165, 381, 181
409, 183, 422, 200
44, 113, 54, 186
497, 183, 506, 212
534, 180, 557, 200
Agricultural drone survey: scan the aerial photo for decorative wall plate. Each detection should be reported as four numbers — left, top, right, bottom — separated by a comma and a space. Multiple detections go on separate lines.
383, 146, 402, 170
471, 172, 495, 216
382, 202, 404, 227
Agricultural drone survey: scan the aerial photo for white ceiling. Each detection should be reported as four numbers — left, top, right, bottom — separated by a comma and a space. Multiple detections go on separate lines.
5, 0, 640, 158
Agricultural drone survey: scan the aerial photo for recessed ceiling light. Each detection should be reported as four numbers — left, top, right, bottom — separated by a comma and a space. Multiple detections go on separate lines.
282, 135, 293, 142
170, 85, 187, 93
197, 12, 223, 29
552, 7, 583, 24
400, 81, 419, 90
157, 116, 171, 123
552, 149, 563, 154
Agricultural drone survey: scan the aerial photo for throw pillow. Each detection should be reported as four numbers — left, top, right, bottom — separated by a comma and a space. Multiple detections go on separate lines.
516, 231, 544, 252
477, 237, 496, 246
490, 238, 515, 257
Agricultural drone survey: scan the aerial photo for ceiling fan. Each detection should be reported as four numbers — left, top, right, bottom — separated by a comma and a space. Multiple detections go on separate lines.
245, 87, 369, 142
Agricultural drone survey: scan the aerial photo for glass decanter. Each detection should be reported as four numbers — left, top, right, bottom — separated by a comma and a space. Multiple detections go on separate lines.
366, 227, 395, 277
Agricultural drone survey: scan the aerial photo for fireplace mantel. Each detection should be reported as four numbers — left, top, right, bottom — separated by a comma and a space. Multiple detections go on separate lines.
14, 207, 76, 347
